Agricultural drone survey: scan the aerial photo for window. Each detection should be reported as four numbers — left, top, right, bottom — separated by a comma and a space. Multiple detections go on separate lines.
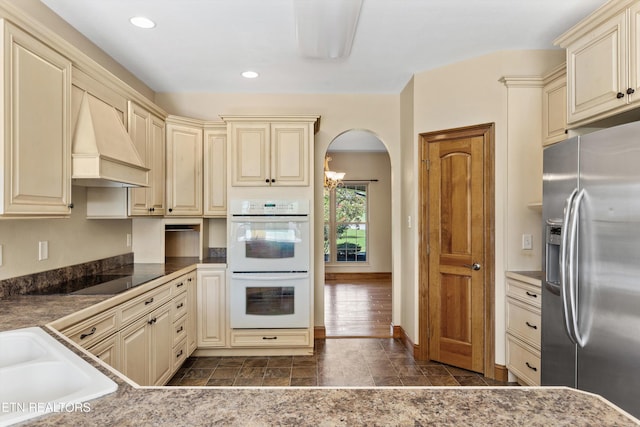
324, 183, 368, 263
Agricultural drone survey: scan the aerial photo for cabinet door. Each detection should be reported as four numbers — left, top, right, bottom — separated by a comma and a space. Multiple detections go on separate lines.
120, 317, 149, 385
1, 21, 72, 216
628, 3, 640, 104
88, 333, 120, 370
149, 303, 173, 386
230, 122, 270, 186
542, 74, 567, 146
128, 101, 151, 215
186, 272, 198, 353
204, 127, 227, 216
566, 11, 627, 123
166, 122, 203, 215
148, 115, 166, 215
196, 269, 226, 347
270, 123, 309, 186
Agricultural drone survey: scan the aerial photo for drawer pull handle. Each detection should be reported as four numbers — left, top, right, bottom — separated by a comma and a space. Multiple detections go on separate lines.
144, 297, 154, 305
262, 336, 278, 340
80, 327, 97, 340
176, 350, 183, 358
525, 292, 537, 298
148, 318, 157, 325
176, 282, 184, 288
177, 303, 184, 309
177, 326, 184, 333
525, 362, 538, 372
525, 321, 538, 330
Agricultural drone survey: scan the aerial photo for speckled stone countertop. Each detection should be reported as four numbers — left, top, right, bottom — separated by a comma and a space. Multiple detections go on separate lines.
1, 268, 638, 426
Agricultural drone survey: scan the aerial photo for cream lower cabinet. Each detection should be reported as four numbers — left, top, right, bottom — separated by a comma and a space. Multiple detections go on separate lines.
120, 302, 173, 386
0, 20, 72, 217
57, 269, 197, 386
223, 116, 318, 187
505, 273, 542, 386
196, 268, 226, 348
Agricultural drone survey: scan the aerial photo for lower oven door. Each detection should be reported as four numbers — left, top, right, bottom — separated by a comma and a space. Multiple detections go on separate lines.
230, 273, 310, 329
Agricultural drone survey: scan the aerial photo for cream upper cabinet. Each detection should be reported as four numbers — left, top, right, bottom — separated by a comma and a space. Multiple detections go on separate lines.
166, 116, 203, 216
128, 101, 166, 216
542, 64, 568, 146
0, 20, 72, 216
204, 124, 227, 217
224, 116, 318, 187
558, 2, 640, 125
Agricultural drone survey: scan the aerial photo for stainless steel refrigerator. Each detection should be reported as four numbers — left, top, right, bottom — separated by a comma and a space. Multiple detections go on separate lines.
542, 121, 640, 418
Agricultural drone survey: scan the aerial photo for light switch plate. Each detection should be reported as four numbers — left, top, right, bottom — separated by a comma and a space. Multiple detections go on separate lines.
522, 234, 533, 250
38, 241, 49, 261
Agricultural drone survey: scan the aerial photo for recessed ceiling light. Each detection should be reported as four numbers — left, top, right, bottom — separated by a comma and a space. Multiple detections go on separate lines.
130, 16, 156, 29
241, 71, 259, 79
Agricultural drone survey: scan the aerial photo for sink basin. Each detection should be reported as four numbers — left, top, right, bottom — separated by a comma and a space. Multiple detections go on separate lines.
0, 327, 117, 426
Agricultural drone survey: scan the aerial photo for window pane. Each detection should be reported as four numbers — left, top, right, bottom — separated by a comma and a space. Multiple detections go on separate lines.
336, 224, 366, 262
324, 222, 330, 262
336, 185, 367, 223
323, 187, 331, 222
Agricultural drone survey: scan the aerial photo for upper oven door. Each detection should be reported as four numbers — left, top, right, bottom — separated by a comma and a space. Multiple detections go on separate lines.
229, 216, 310, 272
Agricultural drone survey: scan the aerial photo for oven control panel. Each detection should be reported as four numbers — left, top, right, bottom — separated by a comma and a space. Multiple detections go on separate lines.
230, 199, 309, 215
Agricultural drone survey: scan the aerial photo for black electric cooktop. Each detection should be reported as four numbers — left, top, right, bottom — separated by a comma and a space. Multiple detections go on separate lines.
31, 273, 164, 295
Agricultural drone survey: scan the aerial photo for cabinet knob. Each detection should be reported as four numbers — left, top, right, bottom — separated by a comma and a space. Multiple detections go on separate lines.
617, 92, 625, 99
271, 179, 276, 183
265, 179, 270, 183
627, 88, 636, 95
168, 208, 173, 213
68, 203, 74, 209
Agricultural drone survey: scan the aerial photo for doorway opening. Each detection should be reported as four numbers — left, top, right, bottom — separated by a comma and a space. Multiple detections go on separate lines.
323, 129, 393, 338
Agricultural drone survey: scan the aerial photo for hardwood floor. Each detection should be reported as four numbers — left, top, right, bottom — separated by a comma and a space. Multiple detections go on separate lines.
324, 278, 392, 338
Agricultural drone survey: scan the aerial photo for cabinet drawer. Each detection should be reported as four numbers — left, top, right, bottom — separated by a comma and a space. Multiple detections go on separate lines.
173, 315, 187, 347
230, 329, 310, 348
172, 292, 188, 321
173, 338, 188, 372
63, 309, 119, 348
121, 284, 172, 325
506, 298, 541, 349
506, 335, 541, 386
506, 278, 541, 308
172, 274, 190, 296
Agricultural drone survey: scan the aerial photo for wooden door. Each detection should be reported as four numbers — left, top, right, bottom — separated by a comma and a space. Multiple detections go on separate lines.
150, 304, 173, 386
148, 114, 166, 215
230, 122, 270, 186
120, 318, 149, 385
420, 124, 494, 375
196, 269, 226, 348
204, 126, 227, 216
128, 101, 150, 215
166, 121, 203, 216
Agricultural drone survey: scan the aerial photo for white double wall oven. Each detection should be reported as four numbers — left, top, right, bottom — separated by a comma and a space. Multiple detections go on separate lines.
228, 200, 311, 329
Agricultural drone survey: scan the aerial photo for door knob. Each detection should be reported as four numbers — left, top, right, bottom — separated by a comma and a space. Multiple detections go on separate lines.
463, 263, 481, 271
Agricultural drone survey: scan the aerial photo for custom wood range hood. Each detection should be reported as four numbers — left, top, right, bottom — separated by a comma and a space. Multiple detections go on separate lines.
71, 92, 149, 187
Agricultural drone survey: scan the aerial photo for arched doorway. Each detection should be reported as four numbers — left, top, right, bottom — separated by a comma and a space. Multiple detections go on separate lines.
322, 129, 393, 337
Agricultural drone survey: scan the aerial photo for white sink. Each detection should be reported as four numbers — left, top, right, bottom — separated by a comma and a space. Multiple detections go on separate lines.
0, 327, 117, 426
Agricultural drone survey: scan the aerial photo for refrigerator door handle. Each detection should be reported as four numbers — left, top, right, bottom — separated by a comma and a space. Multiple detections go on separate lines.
561, 188, 578, 344
568, 189, 587, 348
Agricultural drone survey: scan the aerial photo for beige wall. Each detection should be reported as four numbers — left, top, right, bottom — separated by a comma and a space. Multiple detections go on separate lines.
0, 187, 132, 280
324, 151, 392, 273
405, 50, 564, 364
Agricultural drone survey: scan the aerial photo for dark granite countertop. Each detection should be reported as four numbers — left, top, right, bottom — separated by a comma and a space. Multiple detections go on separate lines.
1, 264, 638, 426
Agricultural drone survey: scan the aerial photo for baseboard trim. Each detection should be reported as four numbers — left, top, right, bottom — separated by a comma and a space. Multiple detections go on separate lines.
394, 324, 421, 358
494, 364, 509, 382
314, 326, 326, 340
324, 272, 392, 281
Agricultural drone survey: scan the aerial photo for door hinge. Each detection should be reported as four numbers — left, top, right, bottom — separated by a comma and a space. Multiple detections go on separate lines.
422, 159, 430, 170
426, 243, 430, 255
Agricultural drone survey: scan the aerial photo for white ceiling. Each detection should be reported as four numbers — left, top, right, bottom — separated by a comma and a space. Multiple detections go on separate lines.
40, 0, 607, 94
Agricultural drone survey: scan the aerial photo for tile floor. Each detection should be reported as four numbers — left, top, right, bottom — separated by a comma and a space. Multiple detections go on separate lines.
166, 338, 513, 387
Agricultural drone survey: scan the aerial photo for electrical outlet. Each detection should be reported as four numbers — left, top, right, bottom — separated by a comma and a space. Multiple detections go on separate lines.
126, 233, 132, 247
38, 241, 49, 261
522, 234, 533, 250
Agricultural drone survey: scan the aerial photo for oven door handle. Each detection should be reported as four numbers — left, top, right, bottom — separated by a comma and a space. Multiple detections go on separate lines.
231, 273, 309, 281
231, 216, 309, 223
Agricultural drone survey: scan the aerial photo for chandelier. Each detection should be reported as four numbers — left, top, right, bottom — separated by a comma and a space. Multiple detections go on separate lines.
324, 155, 345, 190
